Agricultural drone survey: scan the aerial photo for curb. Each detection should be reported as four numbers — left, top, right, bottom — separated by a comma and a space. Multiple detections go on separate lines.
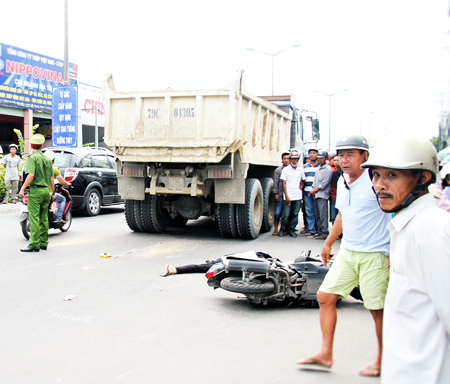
0, 202, 23, 213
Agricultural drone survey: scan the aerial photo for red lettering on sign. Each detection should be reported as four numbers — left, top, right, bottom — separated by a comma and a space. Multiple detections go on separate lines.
82, 99, 105, 114
32, 67, 40, 78
6, 60, 15, 73
5, 60, 66, 85
38, 68, 46, 80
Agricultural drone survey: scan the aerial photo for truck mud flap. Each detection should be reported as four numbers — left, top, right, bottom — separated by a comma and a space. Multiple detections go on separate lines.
118, 177, 145, 200
214, 179, 245, 204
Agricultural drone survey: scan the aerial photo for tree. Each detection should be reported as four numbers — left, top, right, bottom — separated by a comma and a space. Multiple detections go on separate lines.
430, 136, 448, 152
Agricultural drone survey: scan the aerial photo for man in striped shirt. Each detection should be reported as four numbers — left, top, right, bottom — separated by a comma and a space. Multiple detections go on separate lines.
302, 148, 320, 236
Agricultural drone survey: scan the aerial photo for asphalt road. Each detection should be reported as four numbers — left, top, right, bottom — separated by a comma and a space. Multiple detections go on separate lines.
1, 205, 380, 384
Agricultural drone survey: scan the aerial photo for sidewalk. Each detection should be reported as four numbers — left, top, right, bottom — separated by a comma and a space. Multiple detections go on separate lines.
0, 202, 23, 213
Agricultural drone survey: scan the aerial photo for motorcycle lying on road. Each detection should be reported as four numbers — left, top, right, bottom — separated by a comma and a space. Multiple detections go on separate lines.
20, 184, 73, 239
206, 250, 362, 306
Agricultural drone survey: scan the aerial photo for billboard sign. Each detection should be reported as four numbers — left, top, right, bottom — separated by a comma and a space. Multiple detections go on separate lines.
79, 83, 105, 127
52, 85, 78, 147
0, 42, 77, 112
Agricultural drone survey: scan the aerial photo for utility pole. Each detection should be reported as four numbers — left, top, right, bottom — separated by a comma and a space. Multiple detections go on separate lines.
63, 0, 69, 85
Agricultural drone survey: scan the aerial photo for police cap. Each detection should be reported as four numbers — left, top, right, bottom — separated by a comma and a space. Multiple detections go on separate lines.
29, 134, 45, 146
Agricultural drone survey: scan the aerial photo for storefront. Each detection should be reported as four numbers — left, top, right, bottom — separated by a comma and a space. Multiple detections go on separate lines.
0, 106, 52, 155
79, 82, 106, 148
0, 43, 108, 155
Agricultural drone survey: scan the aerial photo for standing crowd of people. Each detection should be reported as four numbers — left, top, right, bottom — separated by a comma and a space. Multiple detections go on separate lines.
272, 146, 341, 239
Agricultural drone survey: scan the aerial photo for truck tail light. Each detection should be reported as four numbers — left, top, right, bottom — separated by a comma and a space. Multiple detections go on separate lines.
207, 167, 233, 178
121, 164, 145, 177
64, 168, 79, 182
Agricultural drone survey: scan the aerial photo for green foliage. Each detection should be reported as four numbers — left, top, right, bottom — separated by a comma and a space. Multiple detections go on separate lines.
13, 129, 25, 156
13, 127, 26, 180
430, 136, 448, 152
31, 123, 39, 136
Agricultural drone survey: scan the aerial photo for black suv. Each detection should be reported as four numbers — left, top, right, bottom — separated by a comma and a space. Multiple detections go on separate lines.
43, 147, 123, 216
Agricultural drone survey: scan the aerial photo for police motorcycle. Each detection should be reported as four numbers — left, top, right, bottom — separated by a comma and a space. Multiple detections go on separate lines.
206, 250, 362, 306
20, 182, 73, 239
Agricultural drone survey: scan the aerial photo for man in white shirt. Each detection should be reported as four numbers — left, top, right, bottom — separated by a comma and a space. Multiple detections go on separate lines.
279, 150, 305, 237
2, 143, 21, 204
362, 134, 450, 384
297, 135, 391, 377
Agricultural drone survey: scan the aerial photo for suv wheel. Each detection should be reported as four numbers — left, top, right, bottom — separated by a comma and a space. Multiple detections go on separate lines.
82, 189, 102, 216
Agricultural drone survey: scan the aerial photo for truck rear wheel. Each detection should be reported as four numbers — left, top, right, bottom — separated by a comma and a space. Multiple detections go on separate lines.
218, 203, 239, 238
124, 200, 143, 232
260, 177, 275, 232
236, 178, 263, 239
141, 194, 170, 233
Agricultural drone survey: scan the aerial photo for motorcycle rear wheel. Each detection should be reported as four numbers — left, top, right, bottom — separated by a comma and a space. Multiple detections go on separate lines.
21, 218, 30, 240
60, 209, 72, 232
220, 277, 275, 294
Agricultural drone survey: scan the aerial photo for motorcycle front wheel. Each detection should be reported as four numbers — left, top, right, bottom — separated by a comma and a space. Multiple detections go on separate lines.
220, 277, 275, 294
21, 217, 31, 240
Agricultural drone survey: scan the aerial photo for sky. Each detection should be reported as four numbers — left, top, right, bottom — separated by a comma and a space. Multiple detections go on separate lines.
1, 0, 450, 150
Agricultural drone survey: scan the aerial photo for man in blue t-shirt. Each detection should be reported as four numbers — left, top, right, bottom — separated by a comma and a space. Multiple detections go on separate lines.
302, 148, 320, 235
297, 134, 391, 378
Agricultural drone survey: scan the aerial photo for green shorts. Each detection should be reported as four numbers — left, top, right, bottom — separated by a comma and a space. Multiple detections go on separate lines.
319, 247, 390, 310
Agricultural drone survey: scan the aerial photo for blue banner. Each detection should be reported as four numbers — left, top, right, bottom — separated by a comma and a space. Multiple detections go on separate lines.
52, 86, 78, 147
0, 42, 77, 112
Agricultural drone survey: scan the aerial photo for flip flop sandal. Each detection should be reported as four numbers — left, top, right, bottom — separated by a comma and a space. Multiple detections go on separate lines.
359, 364, 380, 377
296, 357, 332, 369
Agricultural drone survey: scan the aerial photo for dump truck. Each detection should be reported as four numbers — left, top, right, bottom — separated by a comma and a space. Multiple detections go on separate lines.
103, 69, 304, 239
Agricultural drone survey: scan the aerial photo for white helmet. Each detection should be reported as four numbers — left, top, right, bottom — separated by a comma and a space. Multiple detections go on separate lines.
362, 134, 438, 183
362, 134, 438, 212
44, 150, 56, 162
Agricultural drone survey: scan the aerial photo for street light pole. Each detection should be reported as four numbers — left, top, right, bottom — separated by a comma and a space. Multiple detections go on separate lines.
328, 95, 332, 151
245, 44, 301, 96
313, 89, 349, 150
63, 0, 69, 86
271, 55, 274, 96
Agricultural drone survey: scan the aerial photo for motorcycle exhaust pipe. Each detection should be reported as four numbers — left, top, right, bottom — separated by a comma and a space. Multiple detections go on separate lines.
270, 267, 304, 287
224, 259, 271, 273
